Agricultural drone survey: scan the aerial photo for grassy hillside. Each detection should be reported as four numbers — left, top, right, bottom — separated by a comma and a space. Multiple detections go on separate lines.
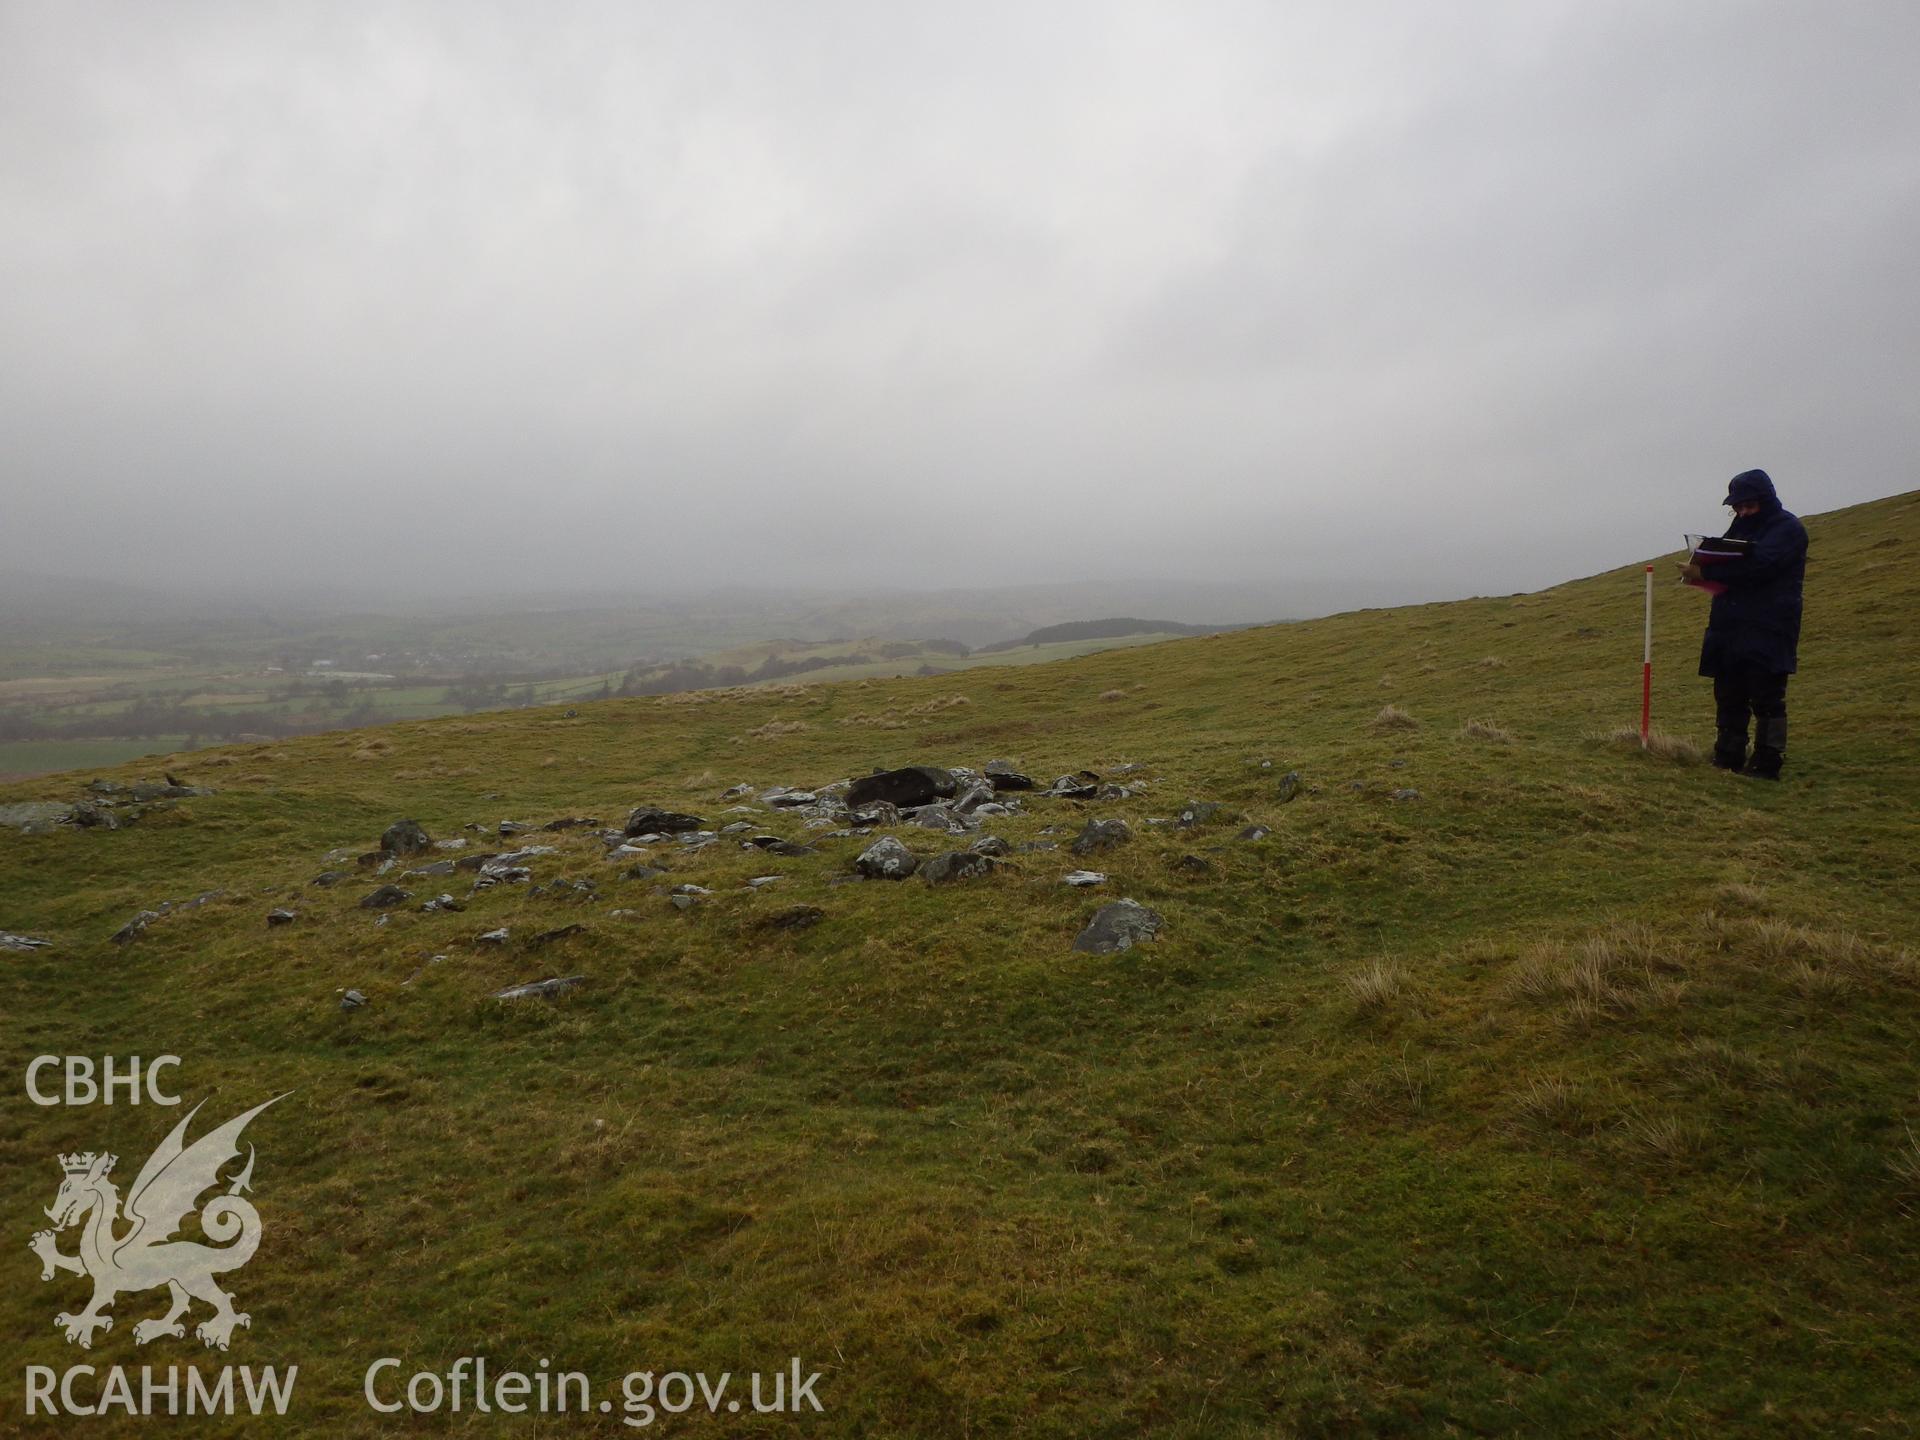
2, 491, 1917, 1436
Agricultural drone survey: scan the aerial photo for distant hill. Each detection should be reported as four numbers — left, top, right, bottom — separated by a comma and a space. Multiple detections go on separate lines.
976, 616, 1236, 652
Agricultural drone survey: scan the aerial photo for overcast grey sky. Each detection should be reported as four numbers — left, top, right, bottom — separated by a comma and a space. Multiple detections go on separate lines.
2, 1, 1915, 607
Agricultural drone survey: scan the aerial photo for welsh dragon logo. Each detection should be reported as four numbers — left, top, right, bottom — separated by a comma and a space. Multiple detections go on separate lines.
29, 1095, 287, 1350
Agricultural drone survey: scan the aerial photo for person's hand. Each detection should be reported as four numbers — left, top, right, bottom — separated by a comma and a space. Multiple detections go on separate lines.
1678, 562, 1703, 583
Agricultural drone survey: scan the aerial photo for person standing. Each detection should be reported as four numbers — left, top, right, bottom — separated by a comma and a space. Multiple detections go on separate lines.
1680, 469, 1809, 779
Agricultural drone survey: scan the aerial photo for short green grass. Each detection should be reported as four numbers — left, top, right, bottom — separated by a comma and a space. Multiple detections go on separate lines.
1, 492, 1916, 1436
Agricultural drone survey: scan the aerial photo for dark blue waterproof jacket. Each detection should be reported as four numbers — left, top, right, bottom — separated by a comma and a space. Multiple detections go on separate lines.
1697, 470, 1808, 677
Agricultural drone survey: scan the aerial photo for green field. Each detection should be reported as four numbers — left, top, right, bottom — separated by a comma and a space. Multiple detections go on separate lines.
0, 734, 194, 778
2, 491, 1916, 1435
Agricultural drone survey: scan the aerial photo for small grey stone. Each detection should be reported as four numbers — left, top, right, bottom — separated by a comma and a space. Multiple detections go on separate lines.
1070, 817, 1132, 857
1237, 825, 1271, 842
1277, 771, 1303, 803
1072, 898, 1164, 955
970, 835, 1011, 857
527, 924, 585, 946
1391, 788, 1422, 802
494, 975, 585, 1001
1176, 801, 1227, 830
311, 870, 350, 888
922, 850, 995, 885
266, 908, 297, 927
477, 927, 510, 944
621, 864, 667, 881
110, 909, 158, 944
339, 988, 368, 1011
404, 859, 457, 878
1, 931, 54, 952
360, 884, 413, 910
1062, 870, 1107, 887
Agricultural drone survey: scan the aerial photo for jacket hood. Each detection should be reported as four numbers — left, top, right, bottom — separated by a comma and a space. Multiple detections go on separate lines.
1723, 468, 1780, 509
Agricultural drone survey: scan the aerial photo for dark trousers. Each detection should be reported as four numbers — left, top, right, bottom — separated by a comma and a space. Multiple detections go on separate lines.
1712, 669, 1789, 776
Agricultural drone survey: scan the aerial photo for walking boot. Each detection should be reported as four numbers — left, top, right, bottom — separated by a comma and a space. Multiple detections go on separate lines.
1745, 717, 1786, 780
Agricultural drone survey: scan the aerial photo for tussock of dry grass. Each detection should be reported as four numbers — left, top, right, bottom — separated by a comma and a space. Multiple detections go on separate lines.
1513, 1076, 1603, 1135
1505, 922, 1683, 1020
1602, 725, 1702, 763
1460, 717, 1514, 743
1889, 1126, 1920, 1191
1099, 689, 1128, 701
1371, 704, 1418, 731
1623, 1113, 1712, 1169
839, 711, 908, 729
1475, 656, 1507, 669
746, 719, 807, 740
907, 693, 970, 716
1715, 882, 1771, 912
1345, 958, 1415, 1014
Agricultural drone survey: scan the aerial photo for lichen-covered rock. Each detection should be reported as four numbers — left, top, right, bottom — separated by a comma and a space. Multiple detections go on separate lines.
1072, 899, 1164, 955
1070, 818, 1132, 857
381, 819, 433, 855
922, 850, 995, 885
854, 836, 919, 879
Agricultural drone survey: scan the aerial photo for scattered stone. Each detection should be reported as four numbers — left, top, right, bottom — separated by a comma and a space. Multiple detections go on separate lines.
0, 802, 74, 834
531, 877, 596, 899
1277, 771, 1303, 803
527, 924, 585, 947
746, 875, 783, 888
1173, 854, 1213, 876
470, 867, 532, 891
380, 820, 433, 855
420, 894, 465, 913
1072, 898, 1164, 955
339, 989, 367, 1011
1062, 870, 1107, 887
1391, 788, 1422, 802
1, 932, 54, 952
847, 802, 900, 828
404, 859, 457, 878
488, 846, 558, 867
1018, 840, 1059, 853
759, 905, 824, 931
454, 852, 504, 872
563, 708, 579, 718
355, 850, 388, 870
854, 836, 919, 879
951, 781, 997, 815
922, 850, 995, 885
721, 820, 756, 835
359, 885, 413, 910
1070, 818, 1132, 857
908, 804, 969, 834
311, 870, 350, 888
669, 884, 713, 898
494, 975, 585, 1001
1176, 802, 1228, 830
68, 802, 123, 830
541, 816, 601, 831
747, 835, 817, 857
846, 766, 957, 810
129, 781, 213, 802
1044, 775, 1100, 800
1094, 784, 1137, 802
1389, 759, 1409, 770
766, 790, 818, 808
476, 927, 510, 945
1237, 825, 1271, 842
621, 864, 667, 881
983, 760, 1035, 791
970, 835, 1012, 858
624, 807, 706, 837
498, 820, 530, 837
111, 911, 160, 944
677, 831, 720, 847
669, 894, 697, 911
266, 908, 297, 927
720, 783, 755, 800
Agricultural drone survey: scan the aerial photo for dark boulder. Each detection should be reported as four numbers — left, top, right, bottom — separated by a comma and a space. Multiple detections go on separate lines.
624, 807, 706, 838
846, 766, 957, 809
381, 820, 433, 855
359, 884, 413, 910
266, 908, 297, 927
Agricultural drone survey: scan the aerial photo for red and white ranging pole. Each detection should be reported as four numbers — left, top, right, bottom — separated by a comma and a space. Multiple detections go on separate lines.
1641, 563, 1654, 744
